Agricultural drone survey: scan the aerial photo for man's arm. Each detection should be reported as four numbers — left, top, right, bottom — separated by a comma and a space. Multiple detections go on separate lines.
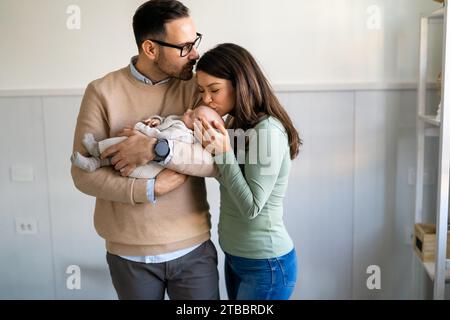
71, 83, 149, 204
101, 86, 217, 178
153, 169, 188, 196
102, 131, 217, 178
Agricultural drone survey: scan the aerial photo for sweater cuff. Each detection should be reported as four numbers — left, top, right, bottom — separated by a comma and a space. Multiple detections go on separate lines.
132, 178, 150, 204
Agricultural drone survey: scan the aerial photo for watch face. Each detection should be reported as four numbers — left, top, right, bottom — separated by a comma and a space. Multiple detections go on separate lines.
156, 140, 169, 158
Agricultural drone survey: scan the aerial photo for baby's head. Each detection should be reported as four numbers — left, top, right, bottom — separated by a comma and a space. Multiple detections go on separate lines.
181, 105, 224, 130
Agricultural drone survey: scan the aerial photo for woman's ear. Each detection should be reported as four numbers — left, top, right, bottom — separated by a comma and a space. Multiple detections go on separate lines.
141, 40, 157, 60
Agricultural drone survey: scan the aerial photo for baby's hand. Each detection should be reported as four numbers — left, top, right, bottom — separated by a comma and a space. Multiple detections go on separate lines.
150, 119, 161, 127
143, 118, 161, 127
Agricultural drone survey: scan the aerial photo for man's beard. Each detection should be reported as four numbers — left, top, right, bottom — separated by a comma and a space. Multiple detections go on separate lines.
155, 57, 197, 81
178, 61, 196, 80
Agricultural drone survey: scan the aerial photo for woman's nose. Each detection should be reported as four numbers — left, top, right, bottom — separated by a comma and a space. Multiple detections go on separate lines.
202, 93, 212, 105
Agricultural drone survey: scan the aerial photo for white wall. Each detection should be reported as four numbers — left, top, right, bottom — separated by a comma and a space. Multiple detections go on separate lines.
188, 0, 443, 85
0, 0, 443, 91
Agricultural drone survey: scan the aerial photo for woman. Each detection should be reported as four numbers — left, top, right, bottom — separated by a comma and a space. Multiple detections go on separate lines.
195, 43, 301, 300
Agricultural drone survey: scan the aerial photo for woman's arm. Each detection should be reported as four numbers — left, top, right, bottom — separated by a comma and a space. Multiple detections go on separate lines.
214, 122, 287, 219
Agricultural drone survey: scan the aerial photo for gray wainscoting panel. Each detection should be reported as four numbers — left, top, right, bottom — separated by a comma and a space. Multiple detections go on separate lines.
353, 90, 418, 299
204, 178, 227, 299
42, 96, 116, 299
0, 88, 444, 299
279, 91, 355, 299
0, 97, 55, 299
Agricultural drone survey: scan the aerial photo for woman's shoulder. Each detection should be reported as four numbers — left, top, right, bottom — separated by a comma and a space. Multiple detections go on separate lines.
254, 116, 287, 135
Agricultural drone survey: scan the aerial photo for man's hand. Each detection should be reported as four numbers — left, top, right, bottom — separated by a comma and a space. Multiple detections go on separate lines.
100, 128, 157, 176
154, 169, 188, 196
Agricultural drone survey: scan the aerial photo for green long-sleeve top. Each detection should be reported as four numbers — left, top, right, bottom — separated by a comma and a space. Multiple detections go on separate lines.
214, 116, 294, 259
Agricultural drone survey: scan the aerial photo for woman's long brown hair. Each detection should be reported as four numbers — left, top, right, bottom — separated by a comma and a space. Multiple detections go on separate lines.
196, 43, 301, 159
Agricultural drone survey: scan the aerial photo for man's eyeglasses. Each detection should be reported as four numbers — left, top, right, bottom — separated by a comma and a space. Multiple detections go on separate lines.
149, 33, 202, 57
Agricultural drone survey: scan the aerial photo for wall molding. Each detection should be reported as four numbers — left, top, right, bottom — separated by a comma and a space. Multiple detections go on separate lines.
0, 82, 438, 97
0, 88, 85, 97
273, 82, 436, 92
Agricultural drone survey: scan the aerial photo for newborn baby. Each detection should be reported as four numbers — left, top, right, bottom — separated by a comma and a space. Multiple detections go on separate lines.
71, 106, 223, 178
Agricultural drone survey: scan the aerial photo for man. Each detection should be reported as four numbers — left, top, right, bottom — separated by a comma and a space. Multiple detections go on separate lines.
71, 0, 218, 300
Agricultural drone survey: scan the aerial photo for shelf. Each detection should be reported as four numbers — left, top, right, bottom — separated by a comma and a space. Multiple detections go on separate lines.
422, 261, 450, 283
415, 4, 450, 300
424, 7, 444, 20
414, 251, 450, 282
418, 114, 441, 126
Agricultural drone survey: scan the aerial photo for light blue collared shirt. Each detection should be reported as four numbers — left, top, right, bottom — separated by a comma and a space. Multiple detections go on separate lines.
129, 56, 171, 86
120, 57, 198, 264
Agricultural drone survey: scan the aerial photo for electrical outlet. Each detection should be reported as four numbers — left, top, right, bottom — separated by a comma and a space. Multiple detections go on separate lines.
15, 217, 38, 235
10, 165, 34, 182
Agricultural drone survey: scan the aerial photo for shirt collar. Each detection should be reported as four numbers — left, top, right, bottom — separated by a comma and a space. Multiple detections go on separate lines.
130, 56, 171, 86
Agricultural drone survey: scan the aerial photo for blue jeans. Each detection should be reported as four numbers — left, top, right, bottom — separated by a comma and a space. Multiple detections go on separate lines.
224, 248, 297, 300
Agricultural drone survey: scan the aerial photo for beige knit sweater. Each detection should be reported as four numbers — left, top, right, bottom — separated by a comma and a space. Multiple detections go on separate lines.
71, 66, 215, 256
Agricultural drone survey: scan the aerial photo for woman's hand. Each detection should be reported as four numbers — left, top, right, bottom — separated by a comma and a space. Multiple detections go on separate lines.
195, 118, 231, 155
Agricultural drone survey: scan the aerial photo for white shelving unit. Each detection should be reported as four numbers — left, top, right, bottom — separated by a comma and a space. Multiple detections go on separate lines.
414, 2, 450, 300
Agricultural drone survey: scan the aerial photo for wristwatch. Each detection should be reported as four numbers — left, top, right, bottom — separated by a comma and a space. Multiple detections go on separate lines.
153, 139, 170, 162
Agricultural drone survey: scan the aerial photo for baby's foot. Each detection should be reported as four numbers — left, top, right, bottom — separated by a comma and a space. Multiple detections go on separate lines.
82, 133, 100, 157
70, 152, 101, 172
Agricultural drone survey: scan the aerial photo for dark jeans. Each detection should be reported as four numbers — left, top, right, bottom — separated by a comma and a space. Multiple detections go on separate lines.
225, 248, 297, 300
106, 240, 219, 300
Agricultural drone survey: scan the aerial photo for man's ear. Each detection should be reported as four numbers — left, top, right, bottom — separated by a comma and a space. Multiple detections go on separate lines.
141, 40, 157, 60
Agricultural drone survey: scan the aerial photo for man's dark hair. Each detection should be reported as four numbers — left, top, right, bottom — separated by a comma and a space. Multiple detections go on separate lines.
133, 0, 189, 51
